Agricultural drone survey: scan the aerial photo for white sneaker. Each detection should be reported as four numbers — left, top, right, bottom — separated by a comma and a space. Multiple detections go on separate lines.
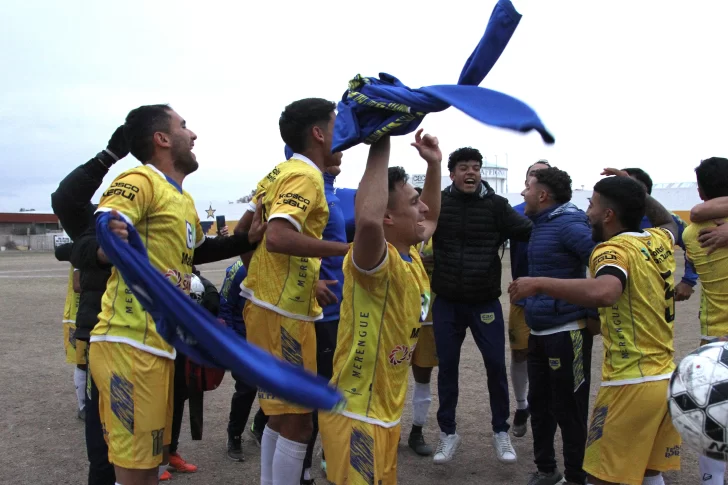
493, 431, 517, 463
433, 431, 461, 464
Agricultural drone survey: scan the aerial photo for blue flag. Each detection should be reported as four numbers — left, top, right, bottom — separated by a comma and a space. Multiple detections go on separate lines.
332, 0, 554, 153
96, 212, 346, 412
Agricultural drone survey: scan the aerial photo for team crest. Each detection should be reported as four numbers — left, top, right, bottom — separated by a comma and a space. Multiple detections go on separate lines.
549, 358, 561, 370
186, 221, 195, 249
388, 345, 413, 365
480, 312, 495, 324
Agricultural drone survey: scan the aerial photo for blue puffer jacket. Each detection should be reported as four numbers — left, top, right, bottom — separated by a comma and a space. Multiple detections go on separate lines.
525, 202, 597, 332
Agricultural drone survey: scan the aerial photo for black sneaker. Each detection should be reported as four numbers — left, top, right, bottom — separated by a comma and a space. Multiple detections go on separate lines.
408, 431, 433, 456
527, 470, 564, 485
249, 422, 263, 447
513, 407, 530, 438
227, 435, 244, 462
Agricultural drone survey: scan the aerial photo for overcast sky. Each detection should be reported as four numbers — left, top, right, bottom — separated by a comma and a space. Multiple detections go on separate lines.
1, 0, 726, 212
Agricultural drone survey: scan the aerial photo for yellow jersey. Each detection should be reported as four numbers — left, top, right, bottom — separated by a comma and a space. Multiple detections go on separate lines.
63, 267, 80, 324
683, 221, 728, 339
332, 244, 431, 427
91, 165, 205, 359
589, 228, 677, 386
418, 238, 435, 324
241, 155, 329, 321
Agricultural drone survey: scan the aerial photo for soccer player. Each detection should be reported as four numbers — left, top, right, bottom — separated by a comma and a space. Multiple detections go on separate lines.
319, 129, 442, 484
409, 187, 437, 457
682, 157, 728, 485
508, 160, 550, 438
90, 104, 264, 485
509, 172, 680, 485
240, 98, 350, 485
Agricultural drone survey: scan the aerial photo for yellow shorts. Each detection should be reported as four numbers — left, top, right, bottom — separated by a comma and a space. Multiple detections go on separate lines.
244, 302, 317, 415
63, 322, 77, 364
508, 304, 529, 351
584, 380, 681, 485
412, 324, 438, 368
319, 412, 400, 485
89, 341, 174, 470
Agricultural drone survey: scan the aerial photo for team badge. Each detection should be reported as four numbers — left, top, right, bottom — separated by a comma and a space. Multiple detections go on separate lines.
388, 345, 413, 365
186, 221, 195, 249
549, 358, 561, 370
480, 312, 495, 324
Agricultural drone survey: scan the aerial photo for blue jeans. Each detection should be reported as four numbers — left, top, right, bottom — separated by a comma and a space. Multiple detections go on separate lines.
433, 297, 510, 434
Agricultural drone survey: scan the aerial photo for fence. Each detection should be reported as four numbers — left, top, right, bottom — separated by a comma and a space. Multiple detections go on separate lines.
1, 234, 58, 252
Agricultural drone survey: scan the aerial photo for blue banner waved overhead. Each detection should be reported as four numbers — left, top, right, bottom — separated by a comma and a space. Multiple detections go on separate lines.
332, 0, 554, 153
96, 212, 346, 412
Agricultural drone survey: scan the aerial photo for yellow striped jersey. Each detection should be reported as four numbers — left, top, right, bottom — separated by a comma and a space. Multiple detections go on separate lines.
63, 267, 80, 324
589, 228, 677, 386
91, 165, 205, 359
683, 221, 728, 339
332, 243, 431, 427
418, 238, 435, 324
241, 155, 329, 321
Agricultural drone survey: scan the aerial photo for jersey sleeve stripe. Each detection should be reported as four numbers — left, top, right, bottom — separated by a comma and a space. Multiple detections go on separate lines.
268, 213, 302, 232
247, 201, 256, 213
95, 207, 133, 225
660, 227, 676, 246
595, 263, 628, 280
195, 235, 205, 249
351, 247, 389, 276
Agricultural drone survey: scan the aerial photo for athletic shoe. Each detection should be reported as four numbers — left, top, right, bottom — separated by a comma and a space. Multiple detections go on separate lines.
433, 432, 461, 464
408, 430, 433, 456
526, 470, 564, 485
159, 470, 172, 481
168, 453, 198, 473
227, 435, 244, 462
493, 432, 517, 463
513, 407, 530, 438
77, 408, 86, 421
249, 422, 263, 447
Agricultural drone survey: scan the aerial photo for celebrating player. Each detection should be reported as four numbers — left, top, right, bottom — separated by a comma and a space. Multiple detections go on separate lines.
240, 98, 350, 485
509, 172, 680, 485
319, 129, 442, 484
89, 104, 264, 485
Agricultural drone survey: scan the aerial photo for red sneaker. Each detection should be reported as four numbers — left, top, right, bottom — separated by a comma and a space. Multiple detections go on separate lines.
159, 470, 172, 481
168, 453, 198, 473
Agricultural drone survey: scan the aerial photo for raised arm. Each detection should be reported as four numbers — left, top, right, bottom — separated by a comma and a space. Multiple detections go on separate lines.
691, 197, 728, 222
352, 137, 391, 271
410, 129, 442, 242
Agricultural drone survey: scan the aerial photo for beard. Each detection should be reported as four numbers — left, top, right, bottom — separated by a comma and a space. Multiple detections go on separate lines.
172, 139, 198, 175
591, 221, 605, 242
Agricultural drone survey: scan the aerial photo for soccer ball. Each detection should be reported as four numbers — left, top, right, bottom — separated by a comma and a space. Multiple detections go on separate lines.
669, 341, 728, 461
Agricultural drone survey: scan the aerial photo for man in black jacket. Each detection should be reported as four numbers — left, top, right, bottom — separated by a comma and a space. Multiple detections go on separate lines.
51, 126, 129, 485
431, 147, 532, 465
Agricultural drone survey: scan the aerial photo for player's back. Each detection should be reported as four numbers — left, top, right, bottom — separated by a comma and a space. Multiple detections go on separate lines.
241, 157, 329, 321
332, 244, 431, 426
92, 164, 204, 358
683, 221, 728, 338
590, 228, 677, 385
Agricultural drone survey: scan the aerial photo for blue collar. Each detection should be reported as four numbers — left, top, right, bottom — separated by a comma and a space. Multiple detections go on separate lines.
165, 174, 183, 194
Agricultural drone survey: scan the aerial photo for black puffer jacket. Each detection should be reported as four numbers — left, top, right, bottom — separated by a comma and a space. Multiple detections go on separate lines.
432, 181, 532, 304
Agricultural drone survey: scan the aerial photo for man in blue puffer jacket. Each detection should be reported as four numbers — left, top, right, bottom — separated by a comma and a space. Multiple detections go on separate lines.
520, 167, 596, 485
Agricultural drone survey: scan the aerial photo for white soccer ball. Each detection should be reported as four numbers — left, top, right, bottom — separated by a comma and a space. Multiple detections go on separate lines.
669, 341, 728, 461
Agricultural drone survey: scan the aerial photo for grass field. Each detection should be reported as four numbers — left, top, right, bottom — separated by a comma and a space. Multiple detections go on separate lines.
0, 251, 705, 484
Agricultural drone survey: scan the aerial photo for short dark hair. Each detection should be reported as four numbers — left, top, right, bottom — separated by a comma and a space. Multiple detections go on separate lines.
695, 157, 728, 200
593, 176, 646, 231
279, 98, 336, 153
388, 166, 409, 208
124, 104, 172, 163
448, 147, 483, 172
622, 168, 653, 195
526, 159, 550, 176
414, 186, 423, 195
532, 167, 572, 204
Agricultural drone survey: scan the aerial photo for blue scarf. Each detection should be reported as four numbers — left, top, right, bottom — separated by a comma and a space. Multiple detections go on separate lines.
332, 0, 554, 152
96, 212, 345, 411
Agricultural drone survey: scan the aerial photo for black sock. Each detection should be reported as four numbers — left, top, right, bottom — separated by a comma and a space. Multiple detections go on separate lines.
411, 425, 423, 435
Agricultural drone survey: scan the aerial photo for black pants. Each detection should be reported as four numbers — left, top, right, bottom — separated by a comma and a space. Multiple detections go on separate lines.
84, 345, 115, 485
303, 320, 339, 471
171, 355, 204, 454
528, 328, 593, 485
228, 320, 258, 439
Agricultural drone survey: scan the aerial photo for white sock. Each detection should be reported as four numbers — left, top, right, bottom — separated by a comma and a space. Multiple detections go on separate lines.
158, 465, 167, 479
272, 435, 307, 485
412, 381, 432, 427
74, 368, 86, 411
642, 473, 665, 485
261, 425, 279, 485
510, 360, 528, 410
699, 455, 726, 485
